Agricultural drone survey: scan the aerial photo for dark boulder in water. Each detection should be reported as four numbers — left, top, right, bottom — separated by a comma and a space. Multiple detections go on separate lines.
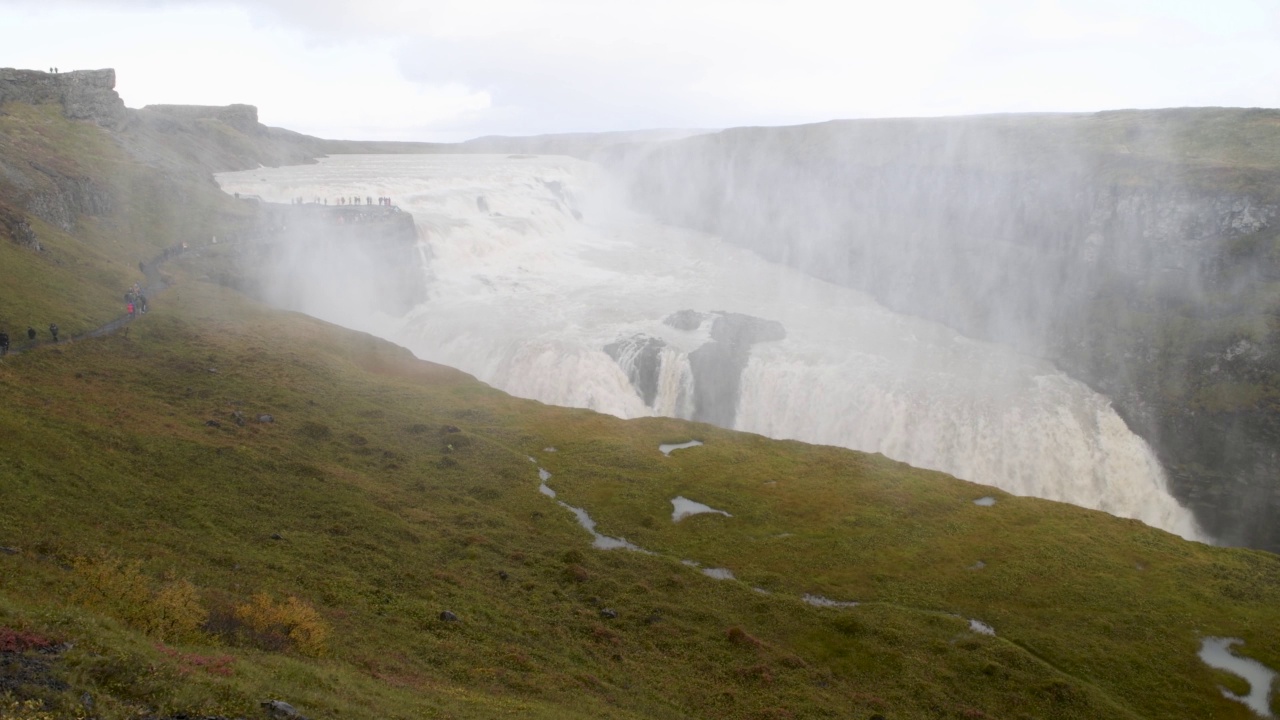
663, 309, 708, 331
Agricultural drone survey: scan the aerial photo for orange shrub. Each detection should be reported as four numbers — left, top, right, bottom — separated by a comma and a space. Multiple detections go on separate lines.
233, 593, 330, 657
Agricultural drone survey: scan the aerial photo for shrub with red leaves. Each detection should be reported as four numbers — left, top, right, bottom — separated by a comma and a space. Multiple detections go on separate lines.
0, 627, 55, 653
154, 643, 236, 677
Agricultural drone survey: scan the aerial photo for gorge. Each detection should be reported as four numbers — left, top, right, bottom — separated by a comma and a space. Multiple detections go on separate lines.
216, 152, 1207, 542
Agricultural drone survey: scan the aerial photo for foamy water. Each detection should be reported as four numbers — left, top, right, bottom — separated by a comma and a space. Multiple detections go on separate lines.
216, 154, 1205, 541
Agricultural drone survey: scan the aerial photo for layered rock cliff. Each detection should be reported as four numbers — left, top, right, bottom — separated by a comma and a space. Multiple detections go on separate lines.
602, 109, 1280, 552
0, 68, 128, 129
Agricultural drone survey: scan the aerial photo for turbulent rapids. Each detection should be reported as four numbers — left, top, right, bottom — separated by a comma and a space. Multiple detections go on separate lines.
216, 153, 1205, 541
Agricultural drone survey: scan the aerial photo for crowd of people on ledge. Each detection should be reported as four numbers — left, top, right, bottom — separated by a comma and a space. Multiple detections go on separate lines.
288, 196, 395, 207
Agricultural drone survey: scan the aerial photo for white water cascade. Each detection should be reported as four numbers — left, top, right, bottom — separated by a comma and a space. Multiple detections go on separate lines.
216, 153, 1205, 541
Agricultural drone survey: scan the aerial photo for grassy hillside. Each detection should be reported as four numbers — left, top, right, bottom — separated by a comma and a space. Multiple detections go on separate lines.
1, 97, 1279, 719
2, 268, 1278, 720
0, 102, 256, 340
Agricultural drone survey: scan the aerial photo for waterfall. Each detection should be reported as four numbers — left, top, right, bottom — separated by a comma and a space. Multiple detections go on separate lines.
215, 153, 1207, 542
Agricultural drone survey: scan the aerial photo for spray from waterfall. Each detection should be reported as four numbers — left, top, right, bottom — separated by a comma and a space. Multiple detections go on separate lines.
215, 153, 1207, 542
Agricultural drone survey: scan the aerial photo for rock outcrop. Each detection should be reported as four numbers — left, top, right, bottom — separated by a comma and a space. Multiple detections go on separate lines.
0, 68, 127, 130
140, 103, 263, 135
605, 311, 786, 426
0, 206, 38, 249
682, 312, 785, 427
234, 203, 427, 316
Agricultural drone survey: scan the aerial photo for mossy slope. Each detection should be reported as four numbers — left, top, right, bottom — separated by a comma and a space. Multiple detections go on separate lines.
0, 96, 1278, 720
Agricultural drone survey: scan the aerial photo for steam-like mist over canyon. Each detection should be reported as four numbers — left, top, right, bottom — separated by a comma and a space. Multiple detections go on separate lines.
598, 110, 1280, 552
216, 146, 1219, 544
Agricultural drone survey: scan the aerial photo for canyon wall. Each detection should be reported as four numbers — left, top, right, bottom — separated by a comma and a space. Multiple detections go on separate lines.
602, 110, 1280, 551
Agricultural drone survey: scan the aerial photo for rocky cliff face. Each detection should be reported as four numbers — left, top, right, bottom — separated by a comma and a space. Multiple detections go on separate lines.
233, 203, 427, 317
141, 103, 263, 134
0, 67, 327, 259
1, 66, 427, 326
0, 69, 127, 245
603, 110, 1280, 552
0, 68, 128, 130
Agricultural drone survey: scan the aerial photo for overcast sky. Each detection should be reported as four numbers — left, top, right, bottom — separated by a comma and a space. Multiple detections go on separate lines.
4, 0, 1279, 142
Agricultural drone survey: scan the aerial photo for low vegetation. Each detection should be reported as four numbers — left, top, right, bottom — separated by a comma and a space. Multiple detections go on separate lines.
1, 96, 1278, 719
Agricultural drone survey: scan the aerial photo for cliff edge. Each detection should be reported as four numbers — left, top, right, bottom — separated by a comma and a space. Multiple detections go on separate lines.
0, 67, 128, 130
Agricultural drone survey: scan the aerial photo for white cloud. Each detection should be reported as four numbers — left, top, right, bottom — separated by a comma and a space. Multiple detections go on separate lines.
2, 0, 1278, 140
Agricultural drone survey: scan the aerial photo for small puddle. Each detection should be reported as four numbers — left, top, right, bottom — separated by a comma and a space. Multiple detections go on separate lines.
680, 559, 733, 580
973, 497, 997, 507
969, 619, 996, 636
660, 440, 703, 456
559, 502, 646, 552
969, 560, 986, 570
1199, 637, 1277, 718
671, 496, 732, 522
803, 594, 859, 608
533, 466, 642, 551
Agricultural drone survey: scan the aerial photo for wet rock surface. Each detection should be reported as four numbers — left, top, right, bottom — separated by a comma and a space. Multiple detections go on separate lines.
663, 309, 706, 331
606, 310, 786, 424
604, 334, 667, 407
685, 311, 786, 427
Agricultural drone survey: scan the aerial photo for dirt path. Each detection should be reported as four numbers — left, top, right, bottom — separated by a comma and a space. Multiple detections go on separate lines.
2, 244, 186, 357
